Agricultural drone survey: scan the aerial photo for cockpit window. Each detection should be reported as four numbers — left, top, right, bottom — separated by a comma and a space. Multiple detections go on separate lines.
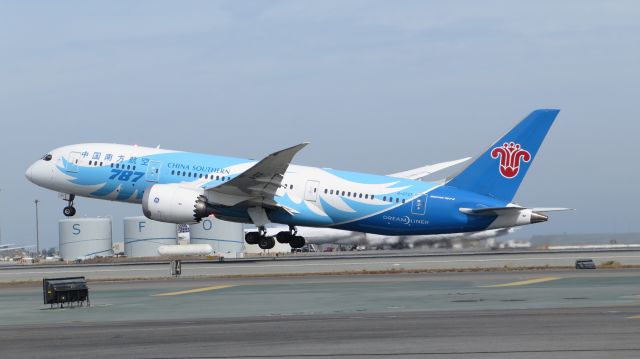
41, 154, 52, 161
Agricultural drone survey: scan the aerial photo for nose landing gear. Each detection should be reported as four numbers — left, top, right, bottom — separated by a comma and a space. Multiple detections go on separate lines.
61, 194, 76, 217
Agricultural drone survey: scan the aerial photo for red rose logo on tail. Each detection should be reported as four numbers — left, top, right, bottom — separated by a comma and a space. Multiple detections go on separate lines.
491, 142, 531, 178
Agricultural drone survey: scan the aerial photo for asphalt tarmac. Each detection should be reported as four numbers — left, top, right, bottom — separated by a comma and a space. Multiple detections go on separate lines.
3, 250, 640, 282
1, 270, 640, 358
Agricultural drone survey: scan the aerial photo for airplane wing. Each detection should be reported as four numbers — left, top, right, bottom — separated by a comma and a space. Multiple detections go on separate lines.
388, 158, 471, 179
204, 143, 308, 207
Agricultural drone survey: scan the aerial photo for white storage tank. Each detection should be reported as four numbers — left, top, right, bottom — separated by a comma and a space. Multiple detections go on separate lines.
190, 217, 244, 255
124, 216, 177, 257
59, 218, 113, 260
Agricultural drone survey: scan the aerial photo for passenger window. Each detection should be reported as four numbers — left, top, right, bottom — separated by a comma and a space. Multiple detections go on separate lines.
89, 160, 92, 165
133, 166, 136, 170
396, 198, 399, 203
383, 196, 386, 201
290, 185, 294, 190
100, 162, 103, 166
171, 170, 175, 175
341, 191, 345, 196
330, 190, 334, 195
389, 197, 393, 202
371, 195, 375, 200
365, 194, 369, 199
127, 165, 131, 170
347, 192, 351, 197
359, 193, 362, 198
402, 199, 406, 203
110, 163, 114, 168
188, 172, 192, 177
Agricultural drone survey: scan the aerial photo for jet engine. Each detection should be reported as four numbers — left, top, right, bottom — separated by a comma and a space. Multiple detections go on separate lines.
142, 184, 214, 224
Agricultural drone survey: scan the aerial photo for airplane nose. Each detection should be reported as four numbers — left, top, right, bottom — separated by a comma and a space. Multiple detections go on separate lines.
25, 164, 34, 182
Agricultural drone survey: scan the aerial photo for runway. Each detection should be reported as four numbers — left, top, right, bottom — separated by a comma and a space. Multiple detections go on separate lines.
1, 270, 640, 358
3, 250, 640, 283
2, 308, 639, 359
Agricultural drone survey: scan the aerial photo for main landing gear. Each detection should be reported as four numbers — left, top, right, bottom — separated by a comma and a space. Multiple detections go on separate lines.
276, 226, 305, 249
244, 225, 306, 250
62, 194, 76, 217
245, 226, 276, 250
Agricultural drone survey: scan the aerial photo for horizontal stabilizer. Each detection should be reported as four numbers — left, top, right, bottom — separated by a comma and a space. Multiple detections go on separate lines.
531, 207, 574, 212
460, 207, 572, 216
459, 207, 525, 216
460, 206, 572, 228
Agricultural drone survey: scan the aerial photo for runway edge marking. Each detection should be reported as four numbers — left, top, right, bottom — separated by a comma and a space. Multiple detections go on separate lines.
479, 276, 563, 288
153, 284, 237, 297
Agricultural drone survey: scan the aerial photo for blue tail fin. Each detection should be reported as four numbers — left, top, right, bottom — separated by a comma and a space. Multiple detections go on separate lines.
447, 109, 559, 202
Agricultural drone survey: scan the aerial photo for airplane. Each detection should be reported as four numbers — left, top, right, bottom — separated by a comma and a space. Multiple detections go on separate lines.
256, 225, 515, 249
0, 244, 36, 253
26, 109, 569, 250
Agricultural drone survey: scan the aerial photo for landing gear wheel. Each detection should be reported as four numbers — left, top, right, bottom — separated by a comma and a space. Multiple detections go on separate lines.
63, 206, 76, 217
276, 231, 292, 244
245, 232, 261, 245
276, 225, 298, 244
289, 236, 305, 249
258, 236, 276, 250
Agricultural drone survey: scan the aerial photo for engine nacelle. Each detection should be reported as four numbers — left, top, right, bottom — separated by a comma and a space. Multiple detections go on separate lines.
142, 184, 213, 224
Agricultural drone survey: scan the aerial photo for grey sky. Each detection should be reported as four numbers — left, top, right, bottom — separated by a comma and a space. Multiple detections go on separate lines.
1, 1, 639, 248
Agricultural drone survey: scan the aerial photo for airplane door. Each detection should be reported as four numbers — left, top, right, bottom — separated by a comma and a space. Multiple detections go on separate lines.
304, 180, 320, 202
411, 195, 427, 215
66, 152, 81, 173
145, 161, 161, 182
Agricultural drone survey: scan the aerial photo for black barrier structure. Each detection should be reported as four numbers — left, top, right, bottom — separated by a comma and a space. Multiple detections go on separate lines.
43, 277, 90, 308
